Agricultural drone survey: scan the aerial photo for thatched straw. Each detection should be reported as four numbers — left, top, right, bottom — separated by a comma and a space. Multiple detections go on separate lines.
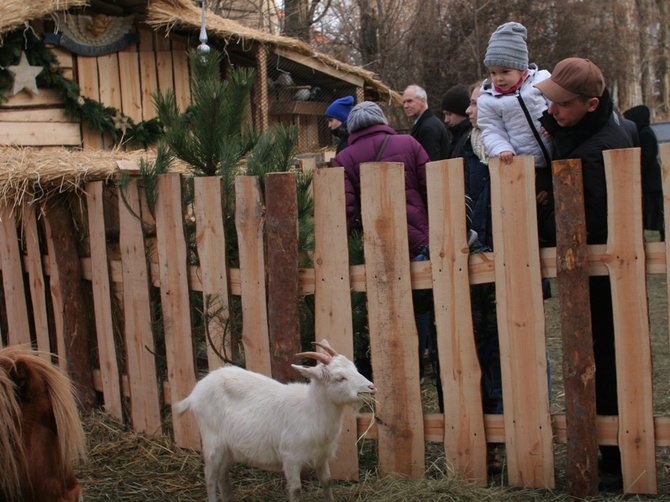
0, 0, 87, 36
146, 0, 402, 106
0, 146, 161, 209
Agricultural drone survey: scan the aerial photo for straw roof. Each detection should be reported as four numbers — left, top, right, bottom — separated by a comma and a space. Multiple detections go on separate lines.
0, 0, 87, 36
146, 0, 401, 105
0, 147, 165, 208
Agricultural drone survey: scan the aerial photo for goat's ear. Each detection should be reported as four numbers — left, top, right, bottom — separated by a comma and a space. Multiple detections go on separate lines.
292, 364, 321, 381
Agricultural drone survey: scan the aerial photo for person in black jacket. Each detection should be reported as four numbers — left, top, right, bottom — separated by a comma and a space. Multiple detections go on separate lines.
403, 84, 450, 161
441, 84, 472, 158
535, 57, 636, 492
624, 104, 664, 240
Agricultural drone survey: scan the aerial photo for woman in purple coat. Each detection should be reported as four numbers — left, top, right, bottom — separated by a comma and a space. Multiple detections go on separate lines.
332, 101, 431, 259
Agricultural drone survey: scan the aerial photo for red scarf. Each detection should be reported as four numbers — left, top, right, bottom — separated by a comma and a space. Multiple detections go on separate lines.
494, 70, 529, 95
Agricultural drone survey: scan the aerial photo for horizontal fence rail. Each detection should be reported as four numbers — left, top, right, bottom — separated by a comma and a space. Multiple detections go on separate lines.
0, 145, 669, 495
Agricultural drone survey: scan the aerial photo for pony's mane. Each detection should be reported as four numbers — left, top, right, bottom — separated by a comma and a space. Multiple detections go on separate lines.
0, 345, 86, 499
0, 363, 23, 500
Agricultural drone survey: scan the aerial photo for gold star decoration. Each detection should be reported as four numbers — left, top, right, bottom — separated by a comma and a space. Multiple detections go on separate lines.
7, 51, 43, 96
112, 111, 131, 134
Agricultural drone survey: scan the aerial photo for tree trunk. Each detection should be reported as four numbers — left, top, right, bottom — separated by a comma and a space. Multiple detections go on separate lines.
657, 0, 670, 117
358, 0, 380, 74
284, 0, 311, 42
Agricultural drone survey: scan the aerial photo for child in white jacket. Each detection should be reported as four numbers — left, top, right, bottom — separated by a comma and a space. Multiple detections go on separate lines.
477, 22, 552, 180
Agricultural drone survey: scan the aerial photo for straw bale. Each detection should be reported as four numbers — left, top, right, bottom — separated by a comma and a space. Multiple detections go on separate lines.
146, 0, 402, 105
0, 0, 87, 36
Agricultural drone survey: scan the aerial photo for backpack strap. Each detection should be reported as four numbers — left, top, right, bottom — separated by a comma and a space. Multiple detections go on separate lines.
517, 93, 552, 167
375, 134, 392, 162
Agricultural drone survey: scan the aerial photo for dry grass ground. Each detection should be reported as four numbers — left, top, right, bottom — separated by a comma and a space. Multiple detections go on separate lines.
77, 232, 670, 500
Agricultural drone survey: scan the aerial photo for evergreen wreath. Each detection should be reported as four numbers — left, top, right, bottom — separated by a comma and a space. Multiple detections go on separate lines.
0, 27, 162, 148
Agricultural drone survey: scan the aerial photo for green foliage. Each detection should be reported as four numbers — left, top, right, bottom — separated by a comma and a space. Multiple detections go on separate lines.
153, 49, 257, 176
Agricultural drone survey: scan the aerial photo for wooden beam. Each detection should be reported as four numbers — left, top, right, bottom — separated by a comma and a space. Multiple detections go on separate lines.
274, 47, 364, 87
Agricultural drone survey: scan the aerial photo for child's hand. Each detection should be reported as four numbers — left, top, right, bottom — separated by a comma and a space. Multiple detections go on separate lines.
499, 151, 514, 164
540, 126, 552, 139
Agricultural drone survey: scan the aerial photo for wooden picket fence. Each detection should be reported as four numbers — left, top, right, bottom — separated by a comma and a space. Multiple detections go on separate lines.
1, 146, 670, 496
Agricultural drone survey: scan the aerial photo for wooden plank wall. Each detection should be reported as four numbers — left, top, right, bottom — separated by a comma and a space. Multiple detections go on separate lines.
78, 27, 192, 149
0, 47, 80, 147
1, 150, 670, 495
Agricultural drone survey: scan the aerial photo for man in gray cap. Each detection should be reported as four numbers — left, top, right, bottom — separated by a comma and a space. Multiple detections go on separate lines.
534, 57, 636, 492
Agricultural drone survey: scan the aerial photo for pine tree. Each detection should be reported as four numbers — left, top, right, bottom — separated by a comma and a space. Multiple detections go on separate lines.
119, 47, 314, 364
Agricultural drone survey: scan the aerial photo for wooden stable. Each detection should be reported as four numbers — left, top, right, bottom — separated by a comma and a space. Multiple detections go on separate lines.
1, 147, 670, 496
0, 0, 397, 151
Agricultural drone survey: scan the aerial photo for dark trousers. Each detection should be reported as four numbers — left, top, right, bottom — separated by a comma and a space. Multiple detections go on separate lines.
590, 276, 621, 474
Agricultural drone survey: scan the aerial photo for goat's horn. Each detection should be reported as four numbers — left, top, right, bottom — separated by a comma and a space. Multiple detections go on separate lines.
313, 342, 338, 357
296, 351, 332, 365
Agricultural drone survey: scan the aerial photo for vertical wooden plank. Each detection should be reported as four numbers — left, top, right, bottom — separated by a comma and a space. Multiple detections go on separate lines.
661, 144, 670, 349
43, 199, 96, 410
603, 148, 656, 494
265, 172, 301, 383
313, 167, 359, 480
118, 52, 143, 122
172, 49, 191, 112
139, 51, 159, 121
360, 162, 425, 478
21, 206, 50, 357
234, 176, 271, 375
155, 173, 199, 449
426, 159, 487, 484
0, 207, 31, 345
76, 56, 103, 149
96, 54, 121, 151
85, 182, 123, 420
156, 51, 175, 96
193, 177, 230, 369
488, 155, 554, 488
97, 54, 121, 108
118, 179, 163, 435
552, 159, 598, 498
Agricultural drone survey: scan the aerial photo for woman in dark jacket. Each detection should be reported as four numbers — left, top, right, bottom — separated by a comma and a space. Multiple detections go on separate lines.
624, 104, 664, 240
332, 101, 430, 258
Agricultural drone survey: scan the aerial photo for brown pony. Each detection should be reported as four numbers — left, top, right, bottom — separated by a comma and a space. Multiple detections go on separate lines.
0, 345, 86, 502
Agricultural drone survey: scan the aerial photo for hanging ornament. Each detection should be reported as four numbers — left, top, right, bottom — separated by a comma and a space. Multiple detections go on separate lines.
7, 51, 43, 96
197, 1, 211, 62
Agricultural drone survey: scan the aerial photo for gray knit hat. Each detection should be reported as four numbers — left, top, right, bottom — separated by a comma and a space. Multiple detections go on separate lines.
347, 101, 388, 133
484, 22, 529, 71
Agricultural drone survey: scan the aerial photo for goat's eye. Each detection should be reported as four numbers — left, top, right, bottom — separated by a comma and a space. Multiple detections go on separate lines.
336, 376, 347, 382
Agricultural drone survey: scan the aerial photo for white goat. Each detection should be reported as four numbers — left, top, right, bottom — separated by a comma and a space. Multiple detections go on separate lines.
174, 339, 377, 502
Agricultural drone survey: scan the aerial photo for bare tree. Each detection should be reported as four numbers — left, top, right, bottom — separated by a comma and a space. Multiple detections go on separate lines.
283, 0, 333, 42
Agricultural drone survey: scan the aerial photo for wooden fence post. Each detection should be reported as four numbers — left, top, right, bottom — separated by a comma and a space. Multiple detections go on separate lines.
193, 176, 232, 369
235, 176, 272, 375
552, 158, 598, 498
489, 156, 554, 488
360, 162, 425, 478
44, 196, 97, 411
603, 149, 656, 494
426, 159, 487, 484
265, 172, 301, 383
155, 173, 199, 450
313, 167, 360, 480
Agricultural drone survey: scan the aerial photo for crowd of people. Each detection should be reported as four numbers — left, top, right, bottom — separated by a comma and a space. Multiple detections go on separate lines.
322, 20, 663, 491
